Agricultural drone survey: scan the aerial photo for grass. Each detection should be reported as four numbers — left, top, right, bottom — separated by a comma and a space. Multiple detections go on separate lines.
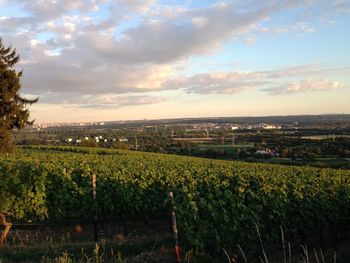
1, 242, 172, 262
253, 157, 350, 169
301, 135, 350, 140
196, 143, 254, 149
0, 221, 174, 262
2, 224, 350, 263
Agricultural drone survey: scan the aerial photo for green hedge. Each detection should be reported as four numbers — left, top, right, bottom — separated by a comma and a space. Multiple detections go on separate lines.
1, 146, 350, 250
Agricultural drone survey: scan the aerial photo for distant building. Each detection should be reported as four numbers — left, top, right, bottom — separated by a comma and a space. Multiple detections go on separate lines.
261, 124, 282, 129
256, 148, 279, 157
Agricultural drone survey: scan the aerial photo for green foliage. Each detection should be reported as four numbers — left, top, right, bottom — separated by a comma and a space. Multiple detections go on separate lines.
1, 146, 350, 251
0, 159, 47, 221
0, 38, 38, 153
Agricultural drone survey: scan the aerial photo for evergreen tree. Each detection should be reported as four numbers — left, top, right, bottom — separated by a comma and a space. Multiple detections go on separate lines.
0, 38, 38, 153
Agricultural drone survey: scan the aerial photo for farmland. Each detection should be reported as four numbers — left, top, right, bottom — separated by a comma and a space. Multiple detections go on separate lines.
14, 114, 350, 169
1, 146, 350, 261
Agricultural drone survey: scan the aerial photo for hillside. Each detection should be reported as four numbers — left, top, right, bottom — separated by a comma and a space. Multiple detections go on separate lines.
1, 146, 350, 261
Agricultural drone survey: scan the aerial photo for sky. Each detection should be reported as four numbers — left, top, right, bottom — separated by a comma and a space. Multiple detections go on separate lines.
0, 0, 349, 123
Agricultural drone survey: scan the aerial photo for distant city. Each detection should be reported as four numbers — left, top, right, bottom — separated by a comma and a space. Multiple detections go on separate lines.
32, 114, 350, 129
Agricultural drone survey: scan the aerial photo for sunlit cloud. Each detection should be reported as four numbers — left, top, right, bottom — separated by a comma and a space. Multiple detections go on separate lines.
76, 94, 165, 108
162, 65, 349, 95
265, 79, 346, 95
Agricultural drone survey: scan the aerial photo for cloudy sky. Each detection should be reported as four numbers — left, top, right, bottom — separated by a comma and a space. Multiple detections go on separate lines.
1, 0, 349, 123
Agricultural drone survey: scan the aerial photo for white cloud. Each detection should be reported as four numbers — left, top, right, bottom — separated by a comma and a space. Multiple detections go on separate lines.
162, 65, 349, 95
265, 79, 346, 95
334, 0, 350, 14
244, 37, 258, 45
163, 72, 268, 94
77, 94, 165, 108
116, 0, 156, 14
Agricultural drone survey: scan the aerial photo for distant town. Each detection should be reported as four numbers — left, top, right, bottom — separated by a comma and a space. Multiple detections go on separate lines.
14, 114, 350, 169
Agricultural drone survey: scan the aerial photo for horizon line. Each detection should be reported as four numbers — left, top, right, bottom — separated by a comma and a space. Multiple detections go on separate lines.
33, 112, 350, 125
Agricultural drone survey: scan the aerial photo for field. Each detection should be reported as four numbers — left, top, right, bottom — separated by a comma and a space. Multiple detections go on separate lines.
1, 146, 350, 262
251, 157, 350, 169
301, 135, 350, 140
196, 143, 254, 149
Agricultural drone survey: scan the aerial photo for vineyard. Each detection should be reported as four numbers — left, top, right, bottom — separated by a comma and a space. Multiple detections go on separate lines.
1, 146, 350, 256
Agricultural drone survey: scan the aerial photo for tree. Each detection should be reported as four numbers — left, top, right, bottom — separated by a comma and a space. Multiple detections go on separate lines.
0, 38, 38, 153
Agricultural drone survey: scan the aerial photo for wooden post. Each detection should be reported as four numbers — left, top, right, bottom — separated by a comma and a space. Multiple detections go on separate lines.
92, 174, 98, 243
0, 212, 12, 245
168, 192, 181, 262
135, 136, 138, 150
